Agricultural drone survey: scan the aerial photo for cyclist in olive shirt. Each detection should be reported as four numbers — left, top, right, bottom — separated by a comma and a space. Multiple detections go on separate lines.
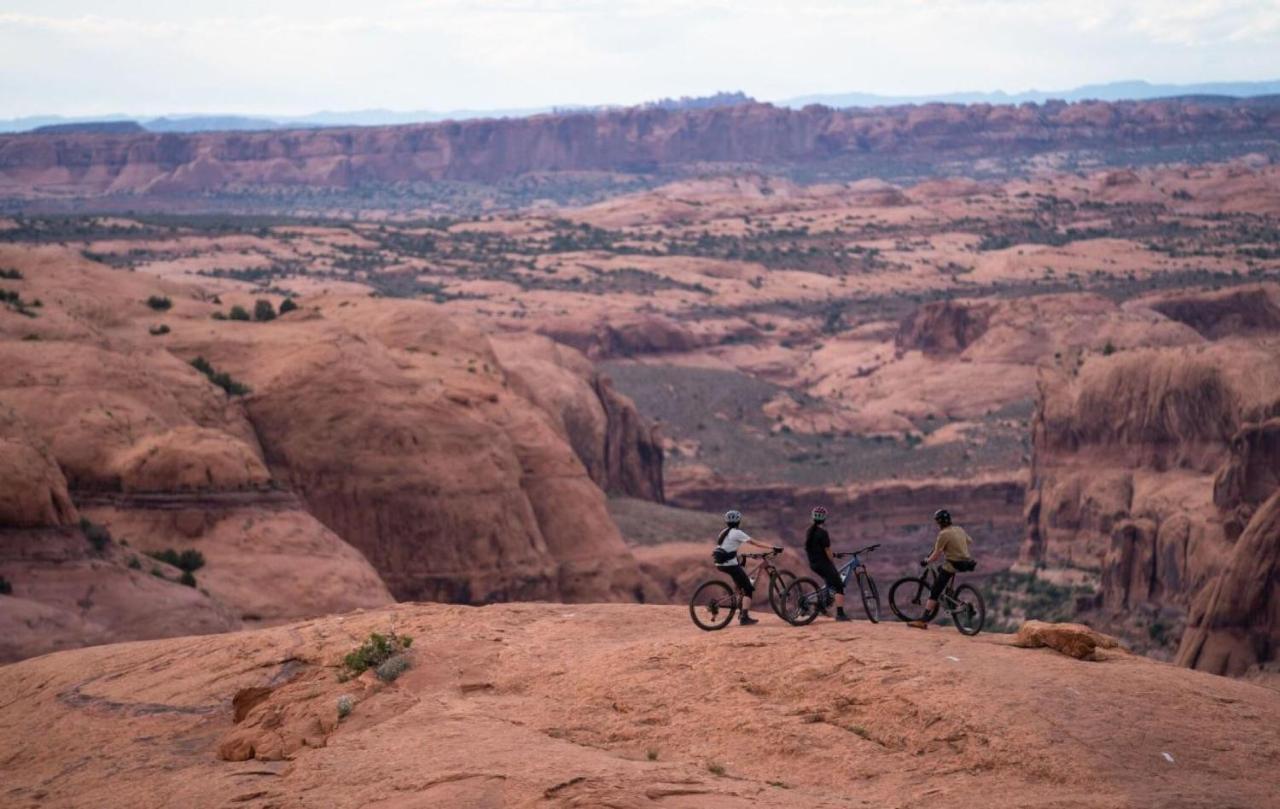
907, 509, 975, 630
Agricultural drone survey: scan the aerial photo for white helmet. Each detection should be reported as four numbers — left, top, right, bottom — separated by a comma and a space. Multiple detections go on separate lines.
724, 510, 743, 526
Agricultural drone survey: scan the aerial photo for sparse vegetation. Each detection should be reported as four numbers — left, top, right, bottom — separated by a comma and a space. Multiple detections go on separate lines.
190, 356, 251, 396
0, 575, 11, 595
149, 324, 171, 336
337, 694, 354, 719
707, 762, 726, 776
646, 748, 659, 761
146, 295, 172, 311
278, 297, 299, 314
342, 631, 414, 677
228, 305, 251, 321
375, 654, 411, 682
79, 517, 112, 553
0, 268, 22, 279
146, 548, 206, 573
253, 299, 277, 322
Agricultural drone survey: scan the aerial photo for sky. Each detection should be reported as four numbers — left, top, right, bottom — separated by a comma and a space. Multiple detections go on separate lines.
2, 0, 1279, 117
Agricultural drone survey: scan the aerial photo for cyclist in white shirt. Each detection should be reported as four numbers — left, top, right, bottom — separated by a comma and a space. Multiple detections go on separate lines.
713, 510, 780, 626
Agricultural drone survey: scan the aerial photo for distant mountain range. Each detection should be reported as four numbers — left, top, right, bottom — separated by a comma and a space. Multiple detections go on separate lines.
4, 81, 1277, 134
781, 79, 1280, 109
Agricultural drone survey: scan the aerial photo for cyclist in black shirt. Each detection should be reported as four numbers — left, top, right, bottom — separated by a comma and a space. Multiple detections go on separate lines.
804, 506, 850, 622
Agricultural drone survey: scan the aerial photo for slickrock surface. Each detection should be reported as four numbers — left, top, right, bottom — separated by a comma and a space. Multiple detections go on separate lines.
1, 603, 1277, 809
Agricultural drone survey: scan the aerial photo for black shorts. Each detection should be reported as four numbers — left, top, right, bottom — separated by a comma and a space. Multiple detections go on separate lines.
720, 564, 754, 596
809, 558, 845, 594
930, 568, 955, 600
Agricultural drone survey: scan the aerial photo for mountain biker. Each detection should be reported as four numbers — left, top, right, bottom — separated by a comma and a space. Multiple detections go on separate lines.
804, 506, 850, 622
713, 510, 780, 626
908, 509, 975, 630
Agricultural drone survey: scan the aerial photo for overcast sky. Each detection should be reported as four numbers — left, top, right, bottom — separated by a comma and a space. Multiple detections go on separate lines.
3, 0, 1279, 117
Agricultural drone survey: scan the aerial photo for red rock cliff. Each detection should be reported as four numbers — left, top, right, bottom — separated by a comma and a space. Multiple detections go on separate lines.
2, 98, 1277, 197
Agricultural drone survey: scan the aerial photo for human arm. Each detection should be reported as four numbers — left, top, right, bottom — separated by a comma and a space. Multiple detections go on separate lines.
922, 532, 946, 565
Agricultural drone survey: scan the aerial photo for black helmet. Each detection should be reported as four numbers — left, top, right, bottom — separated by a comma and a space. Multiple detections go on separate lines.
933, 509, 952, 526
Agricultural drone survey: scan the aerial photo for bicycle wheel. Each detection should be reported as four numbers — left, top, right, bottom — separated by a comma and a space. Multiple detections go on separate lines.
950, 584, 986, 636
888, 576, 933, 623
856, 569, 881, 623
782, 577, 822, 626
689, 580, 737, 631
767, 569, 797, 619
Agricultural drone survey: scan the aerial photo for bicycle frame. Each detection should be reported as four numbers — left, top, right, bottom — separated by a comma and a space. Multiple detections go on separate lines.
910, 566, 959, 608
801, 545, 876, 605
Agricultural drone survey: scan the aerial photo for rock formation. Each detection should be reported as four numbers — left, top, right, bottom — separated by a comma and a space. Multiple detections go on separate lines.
1022, 322, 1280, 665
0, 246, 663, 661
2, 602, 1279, 808
491, 333, 664, 501
2, 97, 1277, 200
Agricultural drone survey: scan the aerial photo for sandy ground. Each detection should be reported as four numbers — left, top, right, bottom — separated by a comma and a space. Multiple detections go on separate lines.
1, 602, 1277, 809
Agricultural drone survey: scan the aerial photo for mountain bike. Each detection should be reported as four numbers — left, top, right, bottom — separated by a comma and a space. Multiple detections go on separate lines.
780, 544, 882, 626
688, 550, 795, 631
887, 564, 986, 635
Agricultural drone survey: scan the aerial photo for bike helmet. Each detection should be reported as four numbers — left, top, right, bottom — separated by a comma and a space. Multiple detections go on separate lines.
724, 510, 742, 526
933, 509, 952, 526
811, 506, 828, 523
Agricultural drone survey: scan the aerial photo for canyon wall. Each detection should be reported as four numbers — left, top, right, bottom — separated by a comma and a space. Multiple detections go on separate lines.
2, 97, 1278, 199
1021, 286, 1280, 668
0, 245, 666, 661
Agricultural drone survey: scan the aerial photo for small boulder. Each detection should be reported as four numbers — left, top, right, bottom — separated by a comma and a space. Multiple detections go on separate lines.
1012, 620, 1123, 661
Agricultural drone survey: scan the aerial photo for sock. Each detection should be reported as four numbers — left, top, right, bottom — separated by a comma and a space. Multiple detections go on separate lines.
836, 607, 846, 616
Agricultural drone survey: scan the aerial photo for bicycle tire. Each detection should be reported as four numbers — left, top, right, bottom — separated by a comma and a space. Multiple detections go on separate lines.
888, 576, 933, 623
857, 569, 881, 623
782, 577, 822, 626
689, 579, 737, 631
950, 584, 986, 636
767, 569, 797, 618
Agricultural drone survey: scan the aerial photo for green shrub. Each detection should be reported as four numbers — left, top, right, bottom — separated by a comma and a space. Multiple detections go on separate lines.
21, 333, 39, 341
149, 324, 170, 336
279, 298, 299, 314
1102, 341, 1116, 356
337, 694, 354, 719
0, 268, 22, 280
146, 295, 172, 311
79, 517, 112, 552
127, 557, 142, 570
253, 299, 276, 322
211, 311, 228, 320
146, 548, 205, 572
190, 356, 251, 396
229, 305, 251, 321
0, 575, 11, 595
342, 631, 413, 676
179, 570, 197, 587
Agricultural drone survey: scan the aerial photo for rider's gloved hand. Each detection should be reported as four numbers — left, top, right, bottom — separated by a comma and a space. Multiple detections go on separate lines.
920, 558, 930, 567
772, 546, 783, 553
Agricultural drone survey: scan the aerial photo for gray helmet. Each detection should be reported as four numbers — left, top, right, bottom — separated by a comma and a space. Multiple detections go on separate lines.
724, 510, 743, 526
933, 509, 952, 526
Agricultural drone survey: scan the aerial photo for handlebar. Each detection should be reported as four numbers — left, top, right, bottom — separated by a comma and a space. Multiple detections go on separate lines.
741, 549, 783, 559
835, 543, 880, 558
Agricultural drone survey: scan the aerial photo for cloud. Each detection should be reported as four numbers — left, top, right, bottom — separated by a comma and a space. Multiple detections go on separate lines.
1, 1, 1278, 116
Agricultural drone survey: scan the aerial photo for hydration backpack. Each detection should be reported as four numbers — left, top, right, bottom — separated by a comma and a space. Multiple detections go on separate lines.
711, 527, 735, 564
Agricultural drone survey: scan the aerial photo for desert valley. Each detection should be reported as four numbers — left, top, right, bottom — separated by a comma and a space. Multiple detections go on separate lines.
2, 91, 1280, 807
